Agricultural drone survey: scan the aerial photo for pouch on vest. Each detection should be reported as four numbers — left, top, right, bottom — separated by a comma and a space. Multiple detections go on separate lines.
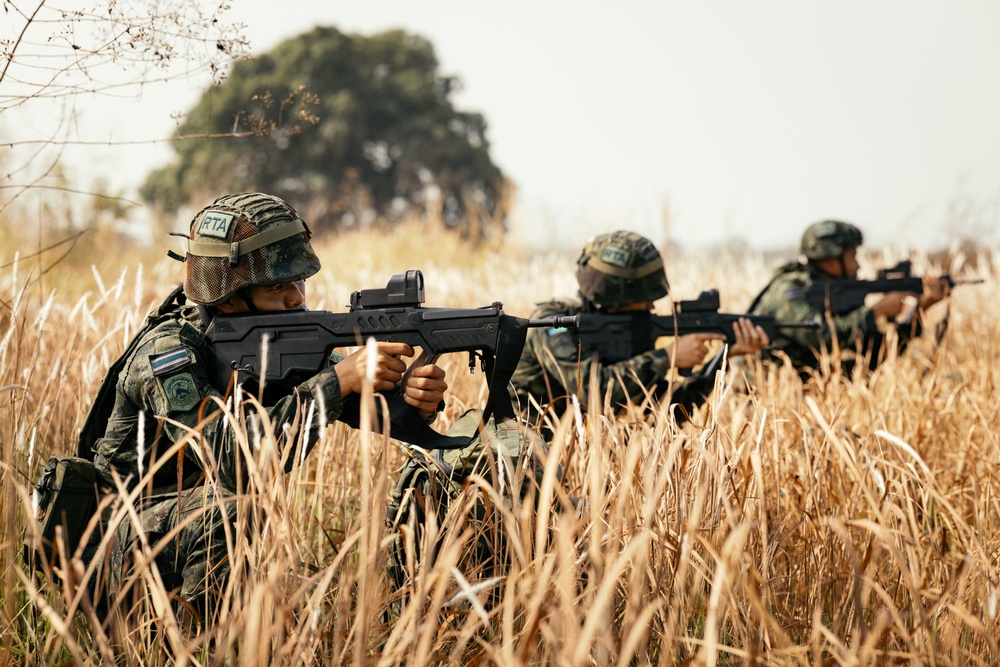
32, 456, 106, 564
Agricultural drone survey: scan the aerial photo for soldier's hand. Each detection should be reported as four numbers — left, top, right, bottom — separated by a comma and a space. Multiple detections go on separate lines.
727, 317, 770, 356
334, 341, 412, 396
871, 292, 910, 319
668, 333, 724, 369
400, 351, 448, 419
919, 274, 950, 310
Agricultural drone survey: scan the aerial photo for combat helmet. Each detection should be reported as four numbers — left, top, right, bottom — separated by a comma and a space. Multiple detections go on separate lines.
799, 220, 863, 261
575, 230, 669, 311
181, 193, 321, 306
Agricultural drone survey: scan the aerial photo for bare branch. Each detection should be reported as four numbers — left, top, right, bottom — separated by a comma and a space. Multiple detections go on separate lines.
0, 0, 252, 211
0, 0, 48, 88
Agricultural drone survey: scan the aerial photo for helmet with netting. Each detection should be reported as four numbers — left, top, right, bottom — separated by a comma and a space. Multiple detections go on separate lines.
183, 193, 321, 306
575, 230, 669, 311
799, 220, 863, 261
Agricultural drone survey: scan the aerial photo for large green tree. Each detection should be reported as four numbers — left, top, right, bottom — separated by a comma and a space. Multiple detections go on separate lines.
142, 26, 506, 235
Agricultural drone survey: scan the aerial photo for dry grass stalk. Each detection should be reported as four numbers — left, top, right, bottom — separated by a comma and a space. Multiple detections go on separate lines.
1, 214, 998, 665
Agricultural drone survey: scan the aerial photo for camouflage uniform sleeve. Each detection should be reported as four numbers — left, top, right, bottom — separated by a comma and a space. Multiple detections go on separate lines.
531, 324, 674, 410
753, 271, 878, 360
122, 325, 345, 491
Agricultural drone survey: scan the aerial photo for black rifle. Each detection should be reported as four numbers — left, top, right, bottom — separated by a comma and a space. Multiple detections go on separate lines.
204, 270, 578, 450
805, 260, 983, 315
572, 289, 820, 364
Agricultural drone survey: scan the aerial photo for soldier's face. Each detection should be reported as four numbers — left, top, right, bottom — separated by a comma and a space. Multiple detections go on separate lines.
220, 280, 307, 313
841, 248, 860, 278
816, 248, 860, 279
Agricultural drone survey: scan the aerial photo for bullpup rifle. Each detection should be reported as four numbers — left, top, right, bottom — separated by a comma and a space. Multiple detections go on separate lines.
571, 289, 820, 364
204, 269, 578, 449
805, 260, 983, 315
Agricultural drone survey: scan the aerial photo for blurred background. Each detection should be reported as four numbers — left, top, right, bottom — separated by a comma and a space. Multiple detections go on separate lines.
3, 0, 999, 256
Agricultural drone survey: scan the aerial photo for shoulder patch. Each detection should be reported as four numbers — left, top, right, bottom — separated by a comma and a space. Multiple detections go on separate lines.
546, 327, 569, 336
160, 372, 201, 412
195, 209, 237, 240
149, 347, 194, 376
784, 288, 805, 300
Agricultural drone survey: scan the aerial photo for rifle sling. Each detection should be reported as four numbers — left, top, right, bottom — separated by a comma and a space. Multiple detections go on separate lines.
482, 314, 529, 425
338, 393, 473, 450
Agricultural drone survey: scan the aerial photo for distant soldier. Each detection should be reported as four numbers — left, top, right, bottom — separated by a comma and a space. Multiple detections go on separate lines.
510, 230, 768, 429
747, 220, 950, 378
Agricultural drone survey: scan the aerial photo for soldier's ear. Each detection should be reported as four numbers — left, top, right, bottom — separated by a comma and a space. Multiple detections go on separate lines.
216, 295, 242, 314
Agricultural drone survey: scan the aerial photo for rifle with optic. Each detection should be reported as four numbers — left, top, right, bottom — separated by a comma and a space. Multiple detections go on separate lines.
203, 269, 578, 449
804, 260, 983, 315
571, 288, 820, 364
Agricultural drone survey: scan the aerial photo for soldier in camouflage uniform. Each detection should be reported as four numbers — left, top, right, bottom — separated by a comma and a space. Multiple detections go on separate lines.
747, 220, 950, 378
85, 193, 448, 622
510, 231, 769, 428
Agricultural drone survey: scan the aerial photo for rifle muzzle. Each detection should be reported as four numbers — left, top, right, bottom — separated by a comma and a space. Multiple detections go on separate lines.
947, 277, 985, 288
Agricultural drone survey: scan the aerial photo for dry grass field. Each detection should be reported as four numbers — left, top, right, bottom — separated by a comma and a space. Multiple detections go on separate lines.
1, 216, 998, 666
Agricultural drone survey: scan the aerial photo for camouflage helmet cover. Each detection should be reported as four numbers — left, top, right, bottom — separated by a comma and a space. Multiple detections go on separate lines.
575, 230, 669, 310
183, 192, 321, 305
799, 220, 863, 261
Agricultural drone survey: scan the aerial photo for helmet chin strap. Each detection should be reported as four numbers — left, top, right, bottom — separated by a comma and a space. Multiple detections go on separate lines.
235, 288, 259, 313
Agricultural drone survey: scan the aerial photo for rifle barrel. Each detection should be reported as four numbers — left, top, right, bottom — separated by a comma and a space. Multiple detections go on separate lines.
528, 315, 580, 329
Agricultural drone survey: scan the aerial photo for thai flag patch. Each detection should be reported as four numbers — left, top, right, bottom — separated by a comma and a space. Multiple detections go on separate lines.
149, 347, 193, 376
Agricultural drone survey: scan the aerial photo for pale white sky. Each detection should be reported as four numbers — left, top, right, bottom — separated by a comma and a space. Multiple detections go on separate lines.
10, 1, 1000, 253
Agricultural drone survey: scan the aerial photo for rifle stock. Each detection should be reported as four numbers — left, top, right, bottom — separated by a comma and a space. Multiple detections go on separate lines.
572, 289, 819, 364
204, 269, 576, 449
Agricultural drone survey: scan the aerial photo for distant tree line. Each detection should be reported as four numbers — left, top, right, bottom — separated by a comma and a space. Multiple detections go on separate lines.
142, 26, 507, 238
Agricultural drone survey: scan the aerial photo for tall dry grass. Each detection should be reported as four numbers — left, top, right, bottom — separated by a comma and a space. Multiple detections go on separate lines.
1, 214, 998, 665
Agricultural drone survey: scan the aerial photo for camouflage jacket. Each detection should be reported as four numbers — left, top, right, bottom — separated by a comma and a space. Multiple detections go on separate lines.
91, 299, 345, 492
509, 298, 715, 425
748, 262, 920, 374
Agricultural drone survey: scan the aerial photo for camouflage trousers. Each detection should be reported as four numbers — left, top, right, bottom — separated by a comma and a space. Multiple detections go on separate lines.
87, 484, 238, 620
387, 409, 549, 587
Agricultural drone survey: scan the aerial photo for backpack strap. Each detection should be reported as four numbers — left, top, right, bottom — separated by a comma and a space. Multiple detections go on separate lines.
75, 285, 188, 460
